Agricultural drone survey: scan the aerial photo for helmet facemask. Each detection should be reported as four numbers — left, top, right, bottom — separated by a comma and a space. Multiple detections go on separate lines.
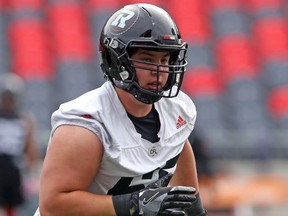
100, 38, 188, 104
128, 43, 188, 103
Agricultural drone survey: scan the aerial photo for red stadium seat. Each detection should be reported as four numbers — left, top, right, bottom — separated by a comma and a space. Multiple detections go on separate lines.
182, 68, 223, 97
243, 0, 283, 11
208, 0, 241, 11
168, 0, 210, 42
124, 0, 163, 6
86, 0, 121, 11
0, 0, 5, 9
215, 35, 259, 81
7, 0, 44, 10
252, 18, 288, 60
8, 19, 52, 79
268, 85, 288, 118
87, 0, 163, 11
47, 2, 93, 60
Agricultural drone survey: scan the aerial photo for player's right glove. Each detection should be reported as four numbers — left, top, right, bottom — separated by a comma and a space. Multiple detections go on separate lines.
112, 185, 196, 216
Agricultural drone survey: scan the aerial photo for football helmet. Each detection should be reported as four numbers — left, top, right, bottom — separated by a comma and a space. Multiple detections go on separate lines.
99, 3, 188, 104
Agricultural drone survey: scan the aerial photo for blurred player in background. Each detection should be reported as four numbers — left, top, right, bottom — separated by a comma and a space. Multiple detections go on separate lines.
0, 74, 39, 216
34, 3, 207, 216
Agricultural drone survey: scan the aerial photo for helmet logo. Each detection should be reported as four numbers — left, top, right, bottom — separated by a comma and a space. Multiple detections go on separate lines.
111, 9, 135, 28
109, 8, 139, 35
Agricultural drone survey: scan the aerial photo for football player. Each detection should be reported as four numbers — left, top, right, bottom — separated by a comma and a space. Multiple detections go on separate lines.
34, 3, 207, 216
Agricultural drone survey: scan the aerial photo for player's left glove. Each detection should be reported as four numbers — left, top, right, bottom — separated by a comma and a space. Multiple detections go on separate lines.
112, 185, 196, 216
112, 173, 196, 216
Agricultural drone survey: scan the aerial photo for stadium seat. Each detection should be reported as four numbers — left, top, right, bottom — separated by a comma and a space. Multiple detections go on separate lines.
55, 60, 102, 102
182, 68, 223, 97
86, 0, 120, 88
243, 0, 285, 20
21, 79, 55, 130
208, 0, 249, 38
192, 94, 228, 149
224, 77, 269, 130
86, 0, 121, 11
243, 0, 284, 12
0, 10, 9, 73
7, 0, 43, 10
8, 19, 52, 79
211, 9, 249, 38
226, 76, 264, 103
268, 86, 288, 119
5, 0, 56, 132
252, 18, 288, 61
215, 35, 259, 81
123, 0, 164, 7
87, 0, 163, 11
87, 0, 120, 52
168, 0, 210, 42
187, 43, 214, 70
262, 60, 288, 89
208, 0, 241, 10
182, 68, 227, 148
0, 0, 4, 9
47, 2, 93, 60
89, 0, 165, 9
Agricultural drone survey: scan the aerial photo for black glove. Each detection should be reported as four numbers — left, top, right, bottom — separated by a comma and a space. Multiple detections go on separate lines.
112, 185, 196, 216
185, 193, 207, 216
139, 185, 196, 216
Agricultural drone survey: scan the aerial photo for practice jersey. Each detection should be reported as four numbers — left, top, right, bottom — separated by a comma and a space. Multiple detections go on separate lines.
47, 81, 197, 196
52, 82, 196, 194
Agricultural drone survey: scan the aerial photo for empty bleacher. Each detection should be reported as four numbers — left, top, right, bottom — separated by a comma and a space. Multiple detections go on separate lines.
1, 0, 287, 152
47, 0, 97, 103
7, 0, 54, 131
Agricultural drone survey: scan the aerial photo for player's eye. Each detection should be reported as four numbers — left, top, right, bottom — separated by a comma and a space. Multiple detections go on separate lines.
161, 58, 169, 64
142, 57, 152, 62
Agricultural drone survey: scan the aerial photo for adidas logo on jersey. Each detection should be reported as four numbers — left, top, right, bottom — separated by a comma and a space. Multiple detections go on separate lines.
176, 115, 187, 129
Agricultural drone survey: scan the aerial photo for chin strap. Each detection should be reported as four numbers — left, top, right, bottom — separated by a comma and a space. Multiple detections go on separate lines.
129, 86, 162, 104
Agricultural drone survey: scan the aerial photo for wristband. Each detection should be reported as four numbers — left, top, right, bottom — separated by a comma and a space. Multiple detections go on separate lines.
112, 193, 137, 216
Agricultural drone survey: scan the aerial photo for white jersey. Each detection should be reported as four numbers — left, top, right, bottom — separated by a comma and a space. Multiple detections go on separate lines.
34, 81, 196, 215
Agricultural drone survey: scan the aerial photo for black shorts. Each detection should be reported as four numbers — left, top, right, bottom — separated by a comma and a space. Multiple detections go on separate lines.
0, 155, 24, 207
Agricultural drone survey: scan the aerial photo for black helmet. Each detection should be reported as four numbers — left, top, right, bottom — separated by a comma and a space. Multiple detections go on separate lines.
99, 3, 188, 104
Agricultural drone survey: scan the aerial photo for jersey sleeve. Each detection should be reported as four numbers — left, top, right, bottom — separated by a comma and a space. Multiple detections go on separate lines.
179, 91, 197, 128
50, 94, 108, 146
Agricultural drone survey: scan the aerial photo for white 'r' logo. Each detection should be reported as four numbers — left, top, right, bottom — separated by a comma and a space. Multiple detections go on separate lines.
111, 9, 135, 28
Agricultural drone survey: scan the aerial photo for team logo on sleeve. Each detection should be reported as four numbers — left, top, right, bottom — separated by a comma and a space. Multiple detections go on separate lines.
108, 8, 139, 35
